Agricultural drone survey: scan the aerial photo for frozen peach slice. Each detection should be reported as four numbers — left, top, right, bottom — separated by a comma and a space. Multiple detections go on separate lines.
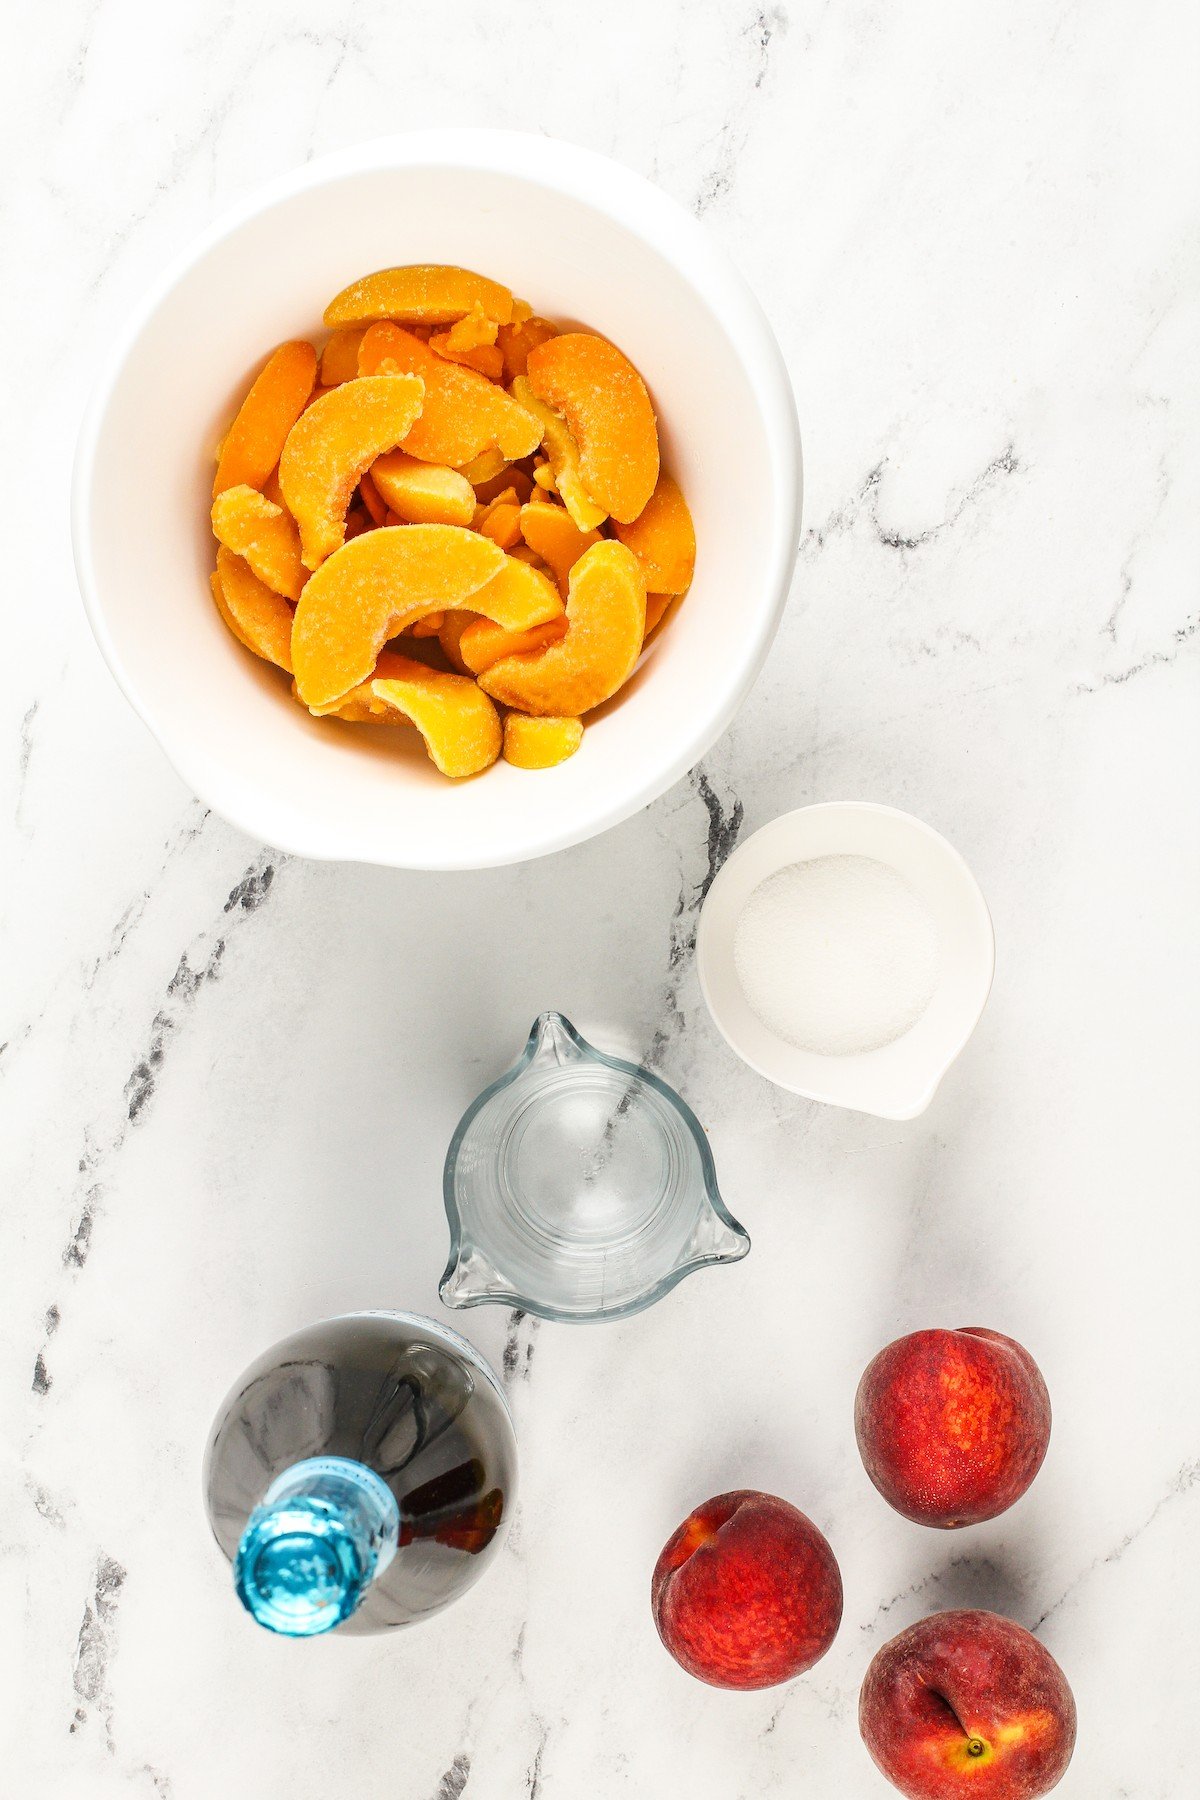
320, 327, 367, 386
213, 547, 294, 672
479, 541, 646, 716
613, 472, 695, 593
525, 333, 659, 523
358, 325, 541, 466
211, 569, 251, 652
431, 303, 504, 377
211, 484, 306, 601
370, 450, 476, 526
357, 469, 388, 527
466, 555, 564, 632
458, 615, 568, 675
213, 340, 317, 498
437, 610, 474, 674
475, 488, 523, 550
324, 265, 515, 329
508, 544, 556, 581
518, 500, 602, 598
369, 661, 502, 778
475, 464, 533, 507
503, 714, 584, 769
456, 448, 508, 486
510, 378, 606, 531
436, 341, 505, 380
643, 591, 674, 640
307, 649, 413, 723
498, 315, 557, 382
443, 302, 500, 352
292, 524, 504, 707
279, 373, 425, 570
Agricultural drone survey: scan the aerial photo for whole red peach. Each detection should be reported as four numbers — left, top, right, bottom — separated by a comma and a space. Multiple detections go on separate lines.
855, 1328, 1051, 1527
651, 1490, 842, 1689
860, 1609, 1076, 1798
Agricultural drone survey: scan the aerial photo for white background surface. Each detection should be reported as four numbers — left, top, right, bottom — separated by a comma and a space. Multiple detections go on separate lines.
5, 2, 1198, 1795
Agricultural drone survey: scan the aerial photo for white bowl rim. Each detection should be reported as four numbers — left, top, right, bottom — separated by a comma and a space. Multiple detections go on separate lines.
71, 129, 802, 870
695, 801, 996, 1119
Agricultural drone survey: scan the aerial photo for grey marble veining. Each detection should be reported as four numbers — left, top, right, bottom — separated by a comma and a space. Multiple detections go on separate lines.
5, 1, 1198, 1794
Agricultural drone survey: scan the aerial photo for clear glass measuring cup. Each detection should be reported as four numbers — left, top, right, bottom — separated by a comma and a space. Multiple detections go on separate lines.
440, 1012, 750, 1323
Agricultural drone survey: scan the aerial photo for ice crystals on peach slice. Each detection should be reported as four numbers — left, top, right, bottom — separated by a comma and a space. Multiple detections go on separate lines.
478, 540, 645, 717
324, 264, 515, 330
279, 374, 426, 570
357, 325, 541, 467
502, 714, 584, 770
369, 660, 503, 779
524, 332, 659, 524
291, 523, 505, 709
212, 547, 295, 673
211, 485, 306, 601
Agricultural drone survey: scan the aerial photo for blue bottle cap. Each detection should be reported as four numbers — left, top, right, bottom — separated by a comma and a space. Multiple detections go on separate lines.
234, 1502, 368, 1637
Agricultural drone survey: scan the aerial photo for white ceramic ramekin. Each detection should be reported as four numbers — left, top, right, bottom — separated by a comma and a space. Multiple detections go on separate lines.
696, 804, 995, 1119
72, 130, 801, 870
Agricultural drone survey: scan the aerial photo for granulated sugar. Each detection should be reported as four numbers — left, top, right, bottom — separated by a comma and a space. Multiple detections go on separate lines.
733, 855, 940, 1056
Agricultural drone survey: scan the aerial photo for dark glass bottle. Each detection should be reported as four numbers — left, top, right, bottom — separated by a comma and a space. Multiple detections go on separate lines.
203, 1312, 517, 1636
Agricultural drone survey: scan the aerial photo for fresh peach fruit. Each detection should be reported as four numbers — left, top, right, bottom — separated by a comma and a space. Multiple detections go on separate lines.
855, 1329, 1051, 1528
859, 1610, 1076, 1799
652, 1491, 842, 1690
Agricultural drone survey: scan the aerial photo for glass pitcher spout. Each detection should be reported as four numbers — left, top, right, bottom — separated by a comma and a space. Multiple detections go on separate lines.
440, 1013, 750, 1323
527, 1010, 589, 1070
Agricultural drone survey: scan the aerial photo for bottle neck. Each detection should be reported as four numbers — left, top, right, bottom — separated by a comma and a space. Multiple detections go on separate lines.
234, 1456, 400, 1637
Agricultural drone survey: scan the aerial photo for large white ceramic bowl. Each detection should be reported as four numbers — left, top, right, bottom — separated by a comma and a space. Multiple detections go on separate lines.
72, 131, 801, 870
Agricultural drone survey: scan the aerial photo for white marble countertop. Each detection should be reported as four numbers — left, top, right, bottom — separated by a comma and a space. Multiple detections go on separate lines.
7, 2, 1198, 1794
